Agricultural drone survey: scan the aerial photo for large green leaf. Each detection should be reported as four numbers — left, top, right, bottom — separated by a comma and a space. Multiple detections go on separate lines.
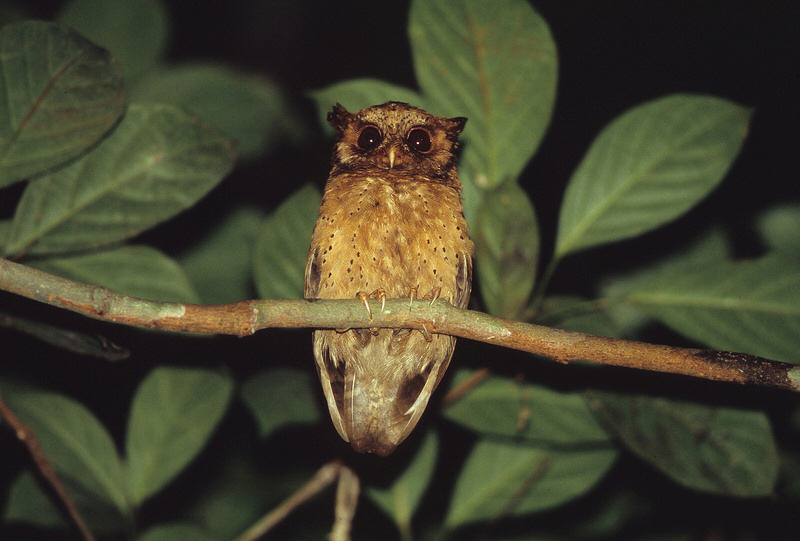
32, 245, 199, 303
58, 0, 169, 81
125, 367, 234, 505
0, 381, 130, 518
605, 254, 800, 364
599, 227, 732, 335
4, 102, 235, 257
443, 370, 611, 446
0, 21, 126, 186
132, 63, 304, 160
308, 78, 425, 133
587, 392, 778, 496
410, 0, 557, 189
253, 184, 321, 299
240, 368, 321, 439
445, 439, 616, 529
474, 183, 539, 318
555, 94, 751, 258
367, 431, 438, 535
176, 205, 265, 304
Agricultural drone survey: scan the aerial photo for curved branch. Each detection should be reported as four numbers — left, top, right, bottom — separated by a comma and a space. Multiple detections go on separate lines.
2, 257, 799, 392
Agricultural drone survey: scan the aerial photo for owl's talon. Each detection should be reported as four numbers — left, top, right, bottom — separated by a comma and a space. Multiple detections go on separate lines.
429, 287, 441, 307
420, 323, 433, 342
356, 291, 372, 321
370, 288, 387, 314
408, 287, 418, 311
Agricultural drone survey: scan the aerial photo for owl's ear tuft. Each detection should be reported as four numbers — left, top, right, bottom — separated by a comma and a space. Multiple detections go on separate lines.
446, 117, 468, 137
328, 103, 353, 135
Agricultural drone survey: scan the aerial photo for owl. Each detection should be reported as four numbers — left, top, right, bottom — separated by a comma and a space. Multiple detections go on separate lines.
305, 101, 473, 456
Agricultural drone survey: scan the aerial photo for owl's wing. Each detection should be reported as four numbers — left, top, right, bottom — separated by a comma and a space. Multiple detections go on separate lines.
305, 245, 321, 299
454, 251, 472, 309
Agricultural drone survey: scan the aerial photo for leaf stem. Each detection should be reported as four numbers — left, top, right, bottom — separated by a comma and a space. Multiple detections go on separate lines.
529, 255, 560, 312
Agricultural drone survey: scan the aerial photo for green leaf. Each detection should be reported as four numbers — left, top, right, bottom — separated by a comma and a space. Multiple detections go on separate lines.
445, 439, 616, 529
2, 470, 128, 534
3, 471, 67, 529
4, 102, 235, 257
606, 254, 800, 364
600, 227, 732, 335
410, 0, 557, 189
138, 523, 217, 541
58, 0, 169, 81
0, 381, 130, 518
755, 204, 800, 253
474, 183, 539, 318
132, 63, 304, 160
308, 78, 425, 133
126, 367, 233, 505
240, 368, 321, 438
32, 245, 200, 303
184, 450, 282, 541
555, 94, 751, 258
587, 392, 779, 496
0, 21, 126, 186
443, 370, 611, 446
367, 431, 438, 534
253, 184, 321, 299
176, 205, 266, 304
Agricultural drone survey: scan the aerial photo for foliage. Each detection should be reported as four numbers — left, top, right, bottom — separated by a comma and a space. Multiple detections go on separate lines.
0, 1, 798, 540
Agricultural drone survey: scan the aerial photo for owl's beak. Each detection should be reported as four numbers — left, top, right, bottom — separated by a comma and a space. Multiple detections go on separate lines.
388, 147, 396, 168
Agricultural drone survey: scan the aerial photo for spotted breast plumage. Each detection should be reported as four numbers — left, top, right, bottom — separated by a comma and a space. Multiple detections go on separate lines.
305, 101, 472, 456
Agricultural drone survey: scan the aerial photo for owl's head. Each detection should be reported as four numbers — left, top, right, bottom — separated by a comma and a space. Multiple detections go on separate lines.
327, 101, 467, 183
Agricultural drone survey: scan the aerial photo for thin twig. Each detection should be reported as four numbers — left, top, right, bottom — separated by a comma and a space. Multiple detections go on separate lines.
234, 461, 342, 541
330, 465, 360, 541
0, 393, 96, 541
2, 257, 799, 393
440, 367, 492, 407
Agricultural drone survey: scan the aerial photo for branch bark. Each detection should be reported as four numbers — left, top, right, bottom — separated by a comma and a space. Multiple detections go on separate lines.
2, 257, 799, 393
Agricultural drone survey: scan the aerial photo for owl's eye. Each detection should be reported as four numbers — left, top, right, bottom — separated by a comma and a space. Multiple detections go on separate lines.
357, 125, 382, 150
406, 128, 432, 153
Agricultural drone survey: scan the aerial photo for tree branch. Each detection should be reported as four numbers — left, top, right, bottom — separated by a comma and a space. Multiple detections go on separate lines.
2, 257, 799, 393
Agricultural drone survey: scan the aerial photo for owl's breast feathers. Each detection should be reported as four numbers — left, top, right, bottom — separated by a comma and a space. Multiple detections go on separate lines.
306, 173, 472, 303
305, 172, 473, 455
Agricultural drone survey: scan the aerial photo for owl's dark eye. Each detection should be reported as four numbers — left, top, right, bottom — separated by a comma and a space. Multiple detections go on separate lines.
357, 125, 382, 150
406, 128, 433, 153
